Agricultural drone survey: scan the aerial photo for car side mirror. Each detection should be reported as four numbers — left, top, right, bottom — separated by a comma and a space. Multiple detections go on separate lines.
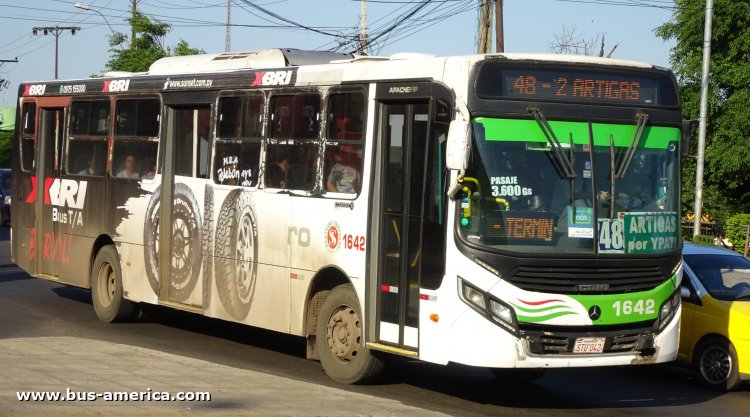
680, 285, 691, 299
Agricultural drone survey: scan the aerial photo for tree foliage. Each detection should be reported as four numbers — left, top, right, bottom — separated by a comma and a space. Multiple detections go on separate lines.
106, 11, 205, 73
656, 0, 750, 221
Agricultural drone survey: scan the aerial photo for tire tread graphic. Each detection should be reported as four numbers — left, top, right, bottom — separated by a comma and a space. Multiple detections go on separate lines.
215, 189, 258, 320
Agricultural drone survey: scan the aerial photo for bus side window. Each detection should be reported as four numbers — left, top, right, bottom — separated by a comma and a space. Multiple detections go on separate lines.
324, 89, 366, 195
20, 102, 37, 172
67, 99, 110, 176
266, 92, 320, 191
214, 94, 262, 187
112, 97, 161, 180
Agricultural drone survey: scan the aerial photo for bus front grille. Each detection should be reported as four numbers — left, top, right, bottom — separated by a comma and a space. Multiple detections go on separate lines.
506, 265, 666, 294
520, 326, 656, 356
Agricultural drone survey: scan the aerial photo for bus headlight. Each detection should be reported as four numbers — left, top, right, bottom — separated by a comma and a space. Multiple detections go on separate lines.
459, 278, 518, 335
657, 289, 681, 330
461, 281, 486, 310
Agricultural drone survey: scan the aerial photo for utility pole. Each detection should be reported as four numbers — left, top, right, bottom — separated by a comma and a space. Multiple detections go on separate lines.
477, 0, 493, 53
693, 0, 714, 238
131, 0, 137, 48
495, 0, 504, 53
32, 26, 80, 79
360, 0, 368, 55
225, 0, 232, 52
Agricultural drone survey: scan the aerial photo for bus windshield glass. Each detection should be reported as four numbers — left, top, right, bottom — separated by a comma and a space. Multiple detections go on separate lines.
458, 118, 681, 255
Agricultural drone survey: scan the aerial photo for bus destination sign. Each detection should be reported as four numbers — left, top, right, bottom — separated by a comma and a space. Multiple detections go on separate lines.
476, 64, 677, 107
483, 211, 555, 244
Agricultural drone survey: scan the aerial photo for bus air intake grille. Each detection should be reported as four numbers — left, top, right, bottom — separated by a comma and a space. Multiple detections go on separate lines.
506, 266, 665, 294
520, 326, 656, 355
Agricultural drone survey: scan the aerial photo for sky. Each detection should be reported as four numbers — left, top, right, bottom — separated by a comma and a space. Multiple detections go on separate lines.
0, 0, 680, 107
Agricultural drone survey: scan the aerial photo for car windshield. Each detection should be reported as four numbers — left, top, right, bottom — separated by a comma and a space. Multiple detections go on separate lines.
684, 253, 750, 301
458, 117, 681, 255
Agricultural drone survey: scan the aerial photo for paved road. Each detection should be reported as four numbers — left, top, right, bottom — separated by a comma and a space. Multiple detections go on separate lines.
0, 226, 748, 416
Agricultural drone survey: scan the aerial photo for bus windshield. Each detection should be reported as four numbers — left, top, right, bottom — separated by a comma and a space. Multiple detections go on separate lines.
458, 117, 681, 255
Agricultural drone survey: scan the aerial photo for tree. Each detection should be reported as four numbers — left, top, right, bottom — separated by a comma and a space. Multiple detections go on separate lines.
656, 0, 750, 221
106, 11, 204, 73
548, 26, 618, 57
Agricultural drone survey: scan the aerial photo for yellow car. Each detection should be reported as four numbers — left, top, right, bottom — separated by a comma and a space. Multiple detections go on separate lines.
680, 243, 750, 391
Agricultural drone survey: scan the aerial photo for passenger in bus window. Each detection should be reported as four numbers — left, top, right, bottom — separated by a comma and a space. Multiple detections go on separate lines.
77, 153, 97, 176
116, 154, 140, 179
143, 161, 156, 180
266, 153, 289, 188
326, 150, 360, 193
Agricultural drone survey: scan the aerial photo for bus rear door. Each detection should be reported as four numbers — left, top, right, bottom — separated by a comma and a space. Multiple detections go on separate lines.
33, 97, 71, 279
161, 95, 215, 308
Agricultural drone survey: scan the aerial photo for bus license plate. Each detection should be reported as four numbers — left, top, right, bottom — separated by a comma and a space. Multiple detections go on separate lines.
573, 337, 606, 353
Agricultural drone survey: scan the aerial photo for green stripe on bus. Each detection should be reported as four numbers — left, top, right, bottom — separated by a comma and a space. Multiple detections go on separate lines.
474, 118, 679, 149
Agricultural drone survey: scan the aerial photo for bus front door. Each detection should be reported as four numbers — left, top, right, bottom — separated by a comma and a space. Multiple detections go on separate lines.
35, 106, 67, 279
160, 103, 213, 308
375, 102, 432, 351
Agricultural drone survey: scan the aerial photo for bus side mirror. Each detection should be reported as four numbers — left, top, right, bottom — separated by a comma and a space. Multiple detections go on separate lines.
681, 119, 696, 157
446, 118, 470, 170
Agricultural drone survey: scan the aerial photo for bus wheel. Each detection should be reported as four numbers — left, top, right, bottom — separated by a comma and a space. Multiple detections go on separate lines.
169, 183, 203, 301
215, 189, 258, 320
91, 245, 135, 323
316, 284, 384, 384
695, 336, 741, 391
143, 187, 161, 295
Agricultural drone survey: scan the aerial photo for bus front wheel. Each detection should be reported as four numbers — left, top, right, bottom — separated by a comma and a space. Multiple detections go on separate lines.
316, 284, 384, 384
91, 245, 135, 323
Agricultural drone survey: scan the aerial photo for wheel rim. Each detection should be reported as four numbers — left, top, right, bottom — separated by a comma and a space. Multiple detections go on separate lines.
700, 345, 732, 385
97, 262, 115, 308
235, 212, 256, 303
326, 304, 361, 364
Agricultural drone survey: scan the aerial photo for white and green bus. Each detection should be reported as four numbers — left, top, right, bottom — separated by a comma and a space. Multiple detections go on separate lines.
12, 48, 687, 383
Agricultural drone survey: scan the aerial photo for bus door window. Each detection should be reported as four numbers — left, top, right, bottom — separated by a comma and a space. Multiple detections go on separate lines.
214, 94, 262, 187
174, 106, 210, 178
266, 92, 320, 191
324, 89, 365, 195
20, 102, 37, 172
67, 99, 110, 177
112, 98, 160, 180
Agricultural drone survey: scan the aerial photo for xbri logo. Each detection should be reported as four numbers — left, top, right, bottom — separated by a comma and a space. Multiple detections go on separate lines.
250, 70, 294, 87
102, 79, 130, 92
26, 177, 88, 209
23, 84, 47, 96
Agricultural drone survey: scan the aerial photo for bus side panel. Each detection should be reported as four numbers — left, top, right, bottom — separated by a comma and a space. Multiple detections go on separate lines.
204, 186, 290, 333
13, 174, 36, 276
52, 176, 107, 287
288, 194, 369, 336
107, 177, 160, 304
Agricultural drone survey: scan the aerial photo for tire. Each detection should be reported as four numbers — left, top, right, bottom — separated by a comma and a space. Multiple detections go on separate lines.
694, 337, 742, 391
143, 184, 203, 301
316, 284, 384, 384
169, 183, 203, 301
489, 368, 546, 384
201, 184, 215, 310
91, 245, 135, 323
143, 187, 161, 295
214, 189, 258, 320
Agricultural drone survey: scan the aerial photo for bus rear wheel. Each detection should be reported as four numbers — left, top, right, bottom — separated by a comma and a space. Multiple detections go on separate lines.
91, 245, 135, 323
316, 284, 384, 384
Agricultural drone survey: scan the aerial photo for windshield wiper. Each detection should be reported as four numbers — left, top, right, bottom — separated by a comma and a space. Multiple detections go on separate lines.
527, 106, 576, 179
615, 112, 649, 179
